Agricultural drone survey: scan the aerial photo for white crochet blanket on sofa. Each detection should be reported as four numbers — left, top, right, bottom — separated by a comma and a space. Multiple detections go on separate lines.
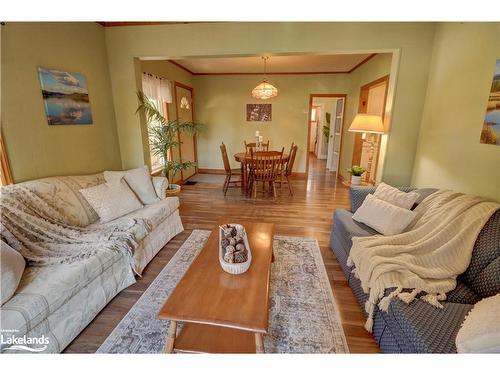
347, 190, 499, 332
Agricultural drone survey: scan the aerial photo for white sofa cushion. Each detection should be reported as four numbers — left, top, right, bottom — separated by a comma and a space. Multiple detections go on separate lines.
352, 194, 417, 236
80, 180, 143, 223
1, 241, 26, 305
374, 182, 420, 210
88, 197, 180, 231
104, 166, 159, 205
456, 294, 500, 353
86, 197, 182, 275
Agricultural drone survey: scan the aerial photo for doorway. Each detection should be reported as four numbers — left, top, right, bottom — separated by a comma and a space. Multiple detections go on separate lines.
351, 75, 389, 184
306, 94, 347, 177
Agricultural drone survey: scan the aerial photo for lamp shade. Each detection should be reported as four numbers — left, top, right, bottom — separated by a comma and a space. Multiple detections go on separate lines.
348, 114, 385, 134
252, 79, 278, 100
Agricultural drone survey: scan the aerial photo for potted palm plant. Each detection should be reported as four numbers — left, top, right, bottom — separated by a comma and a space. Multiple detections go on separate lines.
136, 91, 203, 196
347, 165, 366, 185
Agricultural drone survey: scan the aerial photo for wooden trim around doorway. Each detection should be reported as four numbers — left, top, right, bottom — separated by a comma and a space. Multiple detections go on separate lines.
174, 81, 198, 183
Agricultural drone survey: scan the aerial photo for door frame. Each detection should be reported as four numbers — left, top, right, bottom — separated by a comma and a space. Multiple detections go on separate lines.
306, 94, 347, 176
310, 105, 321, 156
174, 81, 198, 183
351, 75, 389, 184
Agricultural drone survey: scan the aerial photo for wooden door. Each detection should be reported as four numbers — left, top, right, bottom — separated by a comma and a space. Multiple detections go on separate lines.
175, 82, 197, 182
328, 98, 345, 172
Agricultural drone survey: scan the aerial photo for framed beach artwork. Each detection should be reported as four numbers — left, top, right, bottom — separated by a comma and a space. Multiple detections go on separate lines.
38, 67, 93, 125
246, 104, 272, 121
480, 59, 500, 146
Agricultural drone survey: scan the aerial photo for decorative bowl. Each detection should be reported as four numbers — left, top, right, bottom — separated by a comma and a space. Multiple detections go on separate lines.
219, 224, 252, 274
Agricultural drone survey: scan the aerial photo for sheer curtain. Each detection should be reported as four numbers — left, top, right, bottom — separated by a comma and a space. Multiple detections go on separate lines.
142, 73, 172, 105
142, 73, 173, 172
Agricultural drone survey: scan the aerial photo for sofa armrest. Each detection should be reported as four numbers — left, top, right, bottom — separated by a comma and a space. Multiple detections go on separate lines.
152, 176, 169, 199
385, 298, 473, 353
349, 186, 377, 213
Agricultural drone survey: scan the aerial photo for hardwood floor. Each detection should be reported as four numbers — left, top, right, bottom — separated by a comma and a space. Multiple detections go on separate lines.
64, 155, 379, 353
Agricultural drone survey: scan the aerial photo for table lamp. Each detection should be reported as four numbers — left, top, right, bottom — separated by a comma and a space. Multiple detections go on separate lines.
348, 114, 385, 183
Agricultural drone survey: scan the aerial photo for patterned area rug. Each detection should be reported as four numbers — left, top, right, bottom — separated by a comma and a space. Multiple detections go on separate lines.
97, 230, 349, 353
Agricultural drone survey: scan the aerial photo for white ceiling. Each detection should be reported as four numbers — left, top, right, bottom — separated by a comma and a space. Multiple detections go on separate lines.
170, 53, 376, 74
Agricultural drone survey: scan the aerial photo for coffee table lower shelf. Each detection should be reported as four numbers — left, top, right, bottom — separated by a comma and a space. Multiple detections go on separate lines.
165, 321, 265, 354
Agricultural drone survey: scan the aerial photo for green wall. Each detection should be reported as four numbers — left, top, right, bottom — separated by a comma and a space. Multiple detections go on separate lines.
339, 53, 393, 180
104, 22, 436, 185
1, 22, 122, 182
193, 73, 351, 172
192, 54, 392, 174
4, 22, 497, 195
411, 23, 500, 201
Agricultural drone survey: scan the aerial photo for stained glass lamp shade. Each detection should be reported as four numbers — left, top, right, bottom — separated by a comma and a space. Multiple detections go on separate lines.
251, 56, 278, 100
252, 79, 278, 100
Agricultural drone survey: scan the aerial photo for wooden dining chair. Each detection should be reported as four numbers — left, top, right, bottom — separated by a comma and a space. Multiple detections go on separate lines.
220, 143, 242, 195
247, 148, 284, 198
244, 140, 270, 153
278, 143, 298, 196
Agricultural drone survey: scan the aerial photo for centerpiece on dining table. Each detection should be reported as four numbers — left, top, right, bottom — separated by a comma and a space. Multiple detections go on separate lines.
219, 224, 252, 274
254, 130, 265, 151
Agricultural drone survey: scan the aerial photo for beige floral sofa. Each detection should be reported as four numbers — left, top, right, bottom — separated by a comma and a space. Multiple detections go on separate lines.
0, 173, 183, 353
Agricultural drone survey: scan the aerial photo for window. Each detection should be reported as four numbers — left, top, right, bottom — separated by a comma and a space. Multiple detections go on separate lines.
141, 72, 173, 174
0, 131, 13, 186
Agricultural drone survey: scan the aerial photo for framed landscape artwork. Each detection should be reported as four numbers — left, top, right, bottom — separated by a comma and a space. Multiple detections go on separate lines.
480, 59, 500, 146
246, 104, 272, 121
38, 67, 93, 125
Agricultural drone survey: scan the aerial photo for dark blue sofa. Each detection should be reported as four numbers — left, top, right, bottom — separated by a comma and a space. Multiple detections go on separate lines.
330, 186, 500, 353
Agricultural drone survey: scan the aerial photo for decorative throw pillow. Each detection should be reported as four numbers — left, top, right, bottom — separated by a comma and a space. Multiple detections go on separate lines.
1, 240, 26, 305
80, 179, 143, 223
104, 166, 159, 205
152, 176, 169, 200
455, 294, 500, 353
374, 182, 420, 210
352, 194, 417, 236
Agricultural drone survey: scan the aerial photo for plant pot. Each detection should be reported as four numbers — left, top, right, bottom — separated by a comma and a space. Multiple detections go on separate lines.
166, 183, 181, 197
350, 175, 362, 185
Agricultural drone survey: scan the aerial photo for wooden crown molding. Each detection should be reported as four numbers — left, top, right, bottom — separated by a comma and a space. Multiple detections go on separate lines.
347, 54, 377, 73
168, 54, 377, 76
97, 22, 197, 27
169, 59, 196, 75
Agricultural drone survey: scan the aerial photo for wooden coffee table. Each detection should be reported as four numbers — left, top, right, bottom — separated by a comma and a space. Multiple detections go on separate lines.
157, 221, 274, 353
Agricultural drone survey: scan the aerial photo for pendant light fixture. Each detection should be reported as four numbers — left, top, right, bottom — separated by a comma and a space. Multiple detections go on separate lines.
252, 56, 278, 100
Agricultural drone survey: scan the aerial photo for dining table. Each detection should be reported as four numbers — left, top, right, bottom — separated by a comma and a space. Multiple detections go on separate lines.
233, 152, 289, 195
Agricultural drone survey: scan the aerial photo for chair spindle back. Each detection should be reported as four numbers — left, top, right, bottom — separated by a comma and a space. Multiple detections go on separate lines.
249, 148, 284, 182
220, 143, 232, 174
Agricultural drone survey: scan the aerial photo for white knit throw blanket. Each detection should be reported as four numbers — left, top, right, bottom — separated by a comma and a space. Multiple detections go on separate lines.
347, 190, 499, 332
1, 184, 151, 267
